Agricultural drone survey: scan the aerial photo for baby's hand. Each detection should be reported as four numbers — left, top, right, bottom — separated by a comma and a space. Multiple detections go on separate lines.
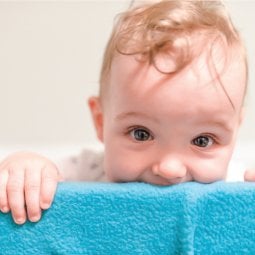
0, 151, 62, 224
244, 169, 255, 182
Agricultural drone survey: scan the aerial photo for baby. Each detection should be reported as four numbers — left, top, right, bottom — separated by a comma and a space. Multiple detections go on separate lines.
0, 0, 254, 225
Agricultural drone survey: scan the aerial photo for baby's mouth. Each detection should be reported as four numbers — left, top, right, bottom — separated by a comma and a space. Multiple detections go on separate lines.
151, 176, 184, 186
163, 178, 183, 185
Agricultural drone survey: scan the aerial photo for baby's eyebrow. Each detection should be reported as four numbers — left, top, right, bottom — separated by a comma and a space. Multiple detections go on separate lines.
116, 112, 233, 132
115, 111, 159, 123
197, 119, 233, 132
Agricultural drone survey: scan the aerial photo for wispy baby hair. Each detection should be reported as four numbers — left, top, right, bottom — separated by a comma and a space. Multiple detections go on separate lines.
99, 0, 246, 98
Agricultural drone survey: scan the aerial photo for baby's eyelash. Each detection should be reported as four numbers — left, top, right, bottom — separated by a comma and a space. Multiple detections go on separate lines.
125, 125, 150, 134
194, 133, 218, 141
191, 133, 218, 148
125, 126, 154, 141
204, 134, 218, 143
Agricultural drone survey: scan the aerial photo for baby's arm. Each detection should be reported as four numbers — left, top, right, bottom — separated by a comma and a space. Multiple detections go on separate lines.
0, 152, 62, 224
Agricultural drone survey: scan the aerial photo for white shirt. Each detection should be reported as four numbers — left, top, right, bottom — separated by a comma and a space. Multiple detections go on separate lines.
57, 149, 107, 182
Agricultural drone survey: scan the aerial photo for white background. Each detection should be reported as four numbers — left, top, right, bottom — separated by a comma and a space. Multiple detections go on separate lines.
0, 1, 254, 163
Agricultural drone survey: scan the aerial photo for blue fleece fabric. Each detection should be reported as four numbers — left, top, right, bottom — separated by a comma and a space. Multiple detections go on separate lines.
1, 182, 255, 254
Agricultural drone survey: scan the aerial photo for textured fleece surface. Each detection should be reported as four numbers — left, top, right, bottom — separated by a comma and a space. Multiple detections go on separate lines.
1, 182, 255, 254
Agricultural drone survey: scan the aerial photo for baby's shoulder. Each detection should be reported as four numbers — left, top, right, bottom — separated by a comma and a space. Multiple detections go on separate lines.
57, 148, 106, 182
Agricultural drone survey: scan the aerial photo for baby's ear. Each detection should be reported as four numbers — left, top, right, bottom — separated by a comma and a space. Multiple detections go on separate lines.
88, 96, 104, 142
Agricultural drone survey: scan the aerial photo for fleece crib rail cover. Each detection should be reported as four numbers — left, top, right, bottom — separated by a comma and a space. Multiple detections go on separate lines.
1, 182, 255, 254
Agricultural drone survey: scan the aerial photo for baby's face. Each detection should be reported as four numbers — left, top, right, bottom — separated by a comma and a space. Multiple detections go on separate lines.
90, 43, 246, 185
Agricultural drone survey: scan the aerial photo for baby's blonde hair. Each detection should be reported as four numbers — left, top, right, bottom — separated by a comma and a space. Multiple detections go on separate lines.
99, 0, 247, 103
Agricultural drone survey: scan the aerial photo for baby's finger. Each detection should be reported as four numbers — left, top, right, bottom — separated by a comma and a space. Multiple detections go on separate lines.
7, 167, 26, 224
244, 169, 255, 182
0, 170, 10, 213
40, 165, 59, 210
25, 167, 41, 222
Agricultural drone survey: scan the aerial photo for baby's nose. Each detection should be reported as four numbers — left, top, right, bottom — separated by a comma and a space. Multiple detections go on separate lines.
152, 157, 187, 180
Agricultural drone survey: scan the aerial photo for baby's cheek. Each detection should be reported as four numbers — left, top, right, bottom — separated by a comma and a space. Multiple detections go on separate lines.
190, 160, 228, 183
103, 152, 145, 182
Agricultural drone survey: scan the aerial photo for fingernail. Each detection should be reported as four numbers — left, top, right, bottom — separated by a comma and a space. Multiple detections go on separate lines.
41, 202, 50, 210
30, 215, 41, 222
1, 206, 9, 213
15, 218, 25, 224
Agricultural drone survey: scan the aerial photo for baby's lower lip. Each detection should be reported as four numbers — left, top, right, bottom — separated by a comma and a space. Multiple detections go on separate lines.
163, 178, 183, 185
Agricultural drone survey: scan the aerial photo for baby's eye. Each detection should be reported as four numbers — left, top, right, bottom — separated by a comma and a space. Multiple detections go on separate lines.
192, 135, 214, 148
129, 128, 153, 141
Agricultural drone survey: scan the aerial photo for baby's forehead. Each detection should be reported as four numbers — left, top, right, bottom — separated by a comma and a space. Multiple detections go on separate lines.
110, 43, 246, 112
112, 43, 245, 85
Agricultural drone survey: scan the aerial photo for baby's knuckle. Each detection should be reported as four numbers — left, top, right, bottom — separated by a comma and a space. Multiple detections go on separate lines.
44, 169, 58, 180
26, 159, 43, 168
7, 181, 23, 193
44, 173, 57, 183
25, 183, 39, 191
8, 165, 23, 174
10, 201, 23, 212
